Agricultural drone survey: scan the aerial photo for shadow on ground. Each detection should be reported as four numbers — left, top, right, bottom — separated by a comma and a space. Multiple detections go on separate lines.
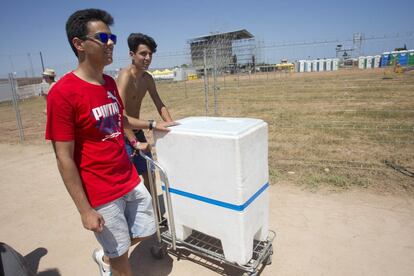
141, 194, 270, 275
0, 243, 60, 276
129, 238, 269, 276
25, 247, 60, 276
168, 248, 269, 276
129, 235, 173, 276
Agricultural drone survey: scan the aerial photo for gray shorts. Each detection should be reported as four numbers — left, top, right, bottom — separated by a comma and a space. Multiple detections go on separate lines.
94, 183, 156, 258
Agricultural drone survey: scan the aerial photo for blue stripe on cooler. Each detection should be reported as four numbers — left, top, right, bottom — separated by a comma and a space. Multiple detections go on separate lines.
161, 182, 269, 211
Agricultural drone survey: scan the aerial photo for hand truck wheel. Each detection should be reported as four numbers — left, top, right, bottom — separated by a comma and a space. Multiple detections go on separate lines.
242, 272, 258, 276
264, 254, 272, 265
264, 246, 273, 265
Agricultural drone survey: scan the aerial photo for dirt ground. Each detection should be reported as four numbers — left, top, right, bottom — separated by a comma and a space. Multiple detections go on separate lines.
1, 143, 413, 276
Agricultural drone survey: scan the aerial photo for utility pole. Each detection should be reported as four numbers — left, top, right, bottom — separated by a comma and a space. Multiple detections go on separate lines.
353, 33, 364, 57
39, 51, 45, 72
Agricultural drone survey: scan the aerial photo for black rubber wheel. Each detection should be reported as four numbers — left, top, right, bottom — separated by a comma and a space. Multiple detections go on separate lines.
150, 243, 167, 259
264, 246, 273, 265
264, 254, 272, 265
242, 273, 258, 276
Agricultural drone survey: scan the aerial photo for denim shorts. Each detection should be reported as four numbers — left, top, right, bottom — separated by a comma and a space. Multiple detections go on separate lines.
94, 183, 156, 258
125, 130, 153, 174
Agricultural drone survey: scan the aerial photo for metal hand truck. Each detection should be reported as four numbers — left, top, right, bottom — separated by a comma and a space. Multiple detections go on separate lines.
140, 151, 275, 276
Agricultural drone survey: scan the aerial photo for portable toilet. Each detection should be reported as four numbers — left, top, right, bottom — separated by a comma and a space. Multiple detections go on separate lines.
366, 56, 373, 69
298, 60, 305, 72
358, 56, 366, 69
408, 50, 414, 66
312, 60, 318, 72
398, 51, 408, 66
381, 52, 390, 67
332, 58, 339, 71
154, 117, 269, 265
389, 51, 398, 66
295, 61, 301, 72
325, 59, 332, 71
174, 67, 188, 81
318, 59, 324, 71
294, 62, 298, 72
306, 60, 312, 72
373, 55, 381, 68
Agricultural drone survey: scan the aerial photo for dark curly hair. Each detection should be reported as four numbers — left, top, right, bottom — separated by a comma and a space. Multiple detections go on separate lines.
66, 9, 114, 57
128, 33, 157, 53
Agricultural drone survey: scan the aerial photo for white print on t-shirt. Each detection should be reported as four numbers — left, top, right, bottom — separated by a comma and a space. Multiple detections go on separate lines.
92, 90, 122, 141
101, 131, 121, 141
92, 102, 119, 121
107, 91, 120, 104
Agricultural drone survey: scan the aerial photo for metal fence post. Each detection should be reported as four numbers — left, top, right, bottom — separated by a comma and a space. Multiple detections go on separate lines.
8, 73, 24, 143
203, 48, 209, 115
237, 68, 240, 87
184, 79, 188, 98
213, 48, 218, 116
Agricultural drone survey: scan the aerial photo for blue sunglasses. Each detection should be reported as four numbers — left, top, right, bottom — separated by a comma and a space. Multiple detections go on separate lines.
85, 32, 117, 44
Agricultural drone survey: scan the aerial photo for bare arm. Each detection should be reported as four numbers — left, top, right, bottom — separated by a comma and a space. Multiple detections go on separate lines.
122, 115, 177, 132
117, 70, 168, 131
116, 70, 152, 152
52, 141, 105, 232
117, 71, 177, 132
147, 74, 173, 122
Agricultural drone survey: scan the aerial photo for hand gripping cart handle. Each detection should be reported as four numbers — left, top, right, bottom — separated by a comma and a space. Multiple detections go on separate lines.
140, 151, 275, 276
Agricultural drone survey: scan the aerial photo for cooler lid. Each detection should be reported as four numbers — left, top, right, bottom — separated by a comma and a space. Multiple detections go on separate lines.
168, 117, 264, 136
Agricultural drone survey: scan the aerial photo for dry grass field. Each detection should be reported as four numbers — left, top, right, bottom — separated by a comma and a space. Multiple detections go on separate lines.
1, 68, 413, 195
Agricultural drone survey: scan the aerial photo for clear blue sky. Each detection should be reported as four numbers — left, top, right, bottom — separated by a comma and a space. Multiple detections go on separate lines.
1, 0, 413, 77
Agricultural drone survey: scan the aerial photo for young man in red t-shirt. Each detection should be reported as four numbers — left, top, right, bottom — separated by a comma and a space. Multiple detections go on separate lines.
45, 9, 175, 276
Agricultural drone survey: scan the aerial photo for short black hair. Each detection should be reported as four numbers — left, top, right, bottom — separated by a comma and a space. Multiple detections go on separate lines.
128, 33, 157, 53
66, 9, 114, 57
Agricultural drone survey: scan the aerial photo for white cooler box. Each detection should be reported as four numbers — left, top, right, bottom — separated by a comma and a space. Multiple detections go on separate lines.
154, 117, 269, 265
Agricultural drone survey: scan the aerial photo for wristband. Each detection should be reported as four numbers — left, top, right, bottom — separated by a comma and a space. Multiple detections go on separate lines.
148, 120, 156, 130
130, 139, 138, 147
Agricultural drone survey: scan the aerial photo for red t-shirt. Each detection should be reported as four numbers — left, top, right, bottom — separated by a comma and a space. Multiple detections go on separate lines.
45, 72, 140, 208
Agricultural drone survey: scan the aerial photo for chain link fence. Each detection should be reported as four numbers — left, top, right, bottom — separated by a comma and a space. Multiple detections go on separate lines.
1, 32, 413, 192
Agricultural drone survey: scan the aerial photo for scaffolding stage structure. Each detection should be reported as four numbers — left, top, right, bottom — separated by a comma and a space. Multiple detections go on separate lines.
188, 29, 256, 75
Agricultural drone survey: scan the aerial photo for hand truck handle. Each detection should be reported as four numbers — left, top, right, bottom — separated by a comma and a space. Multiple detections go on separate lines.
139, 151, 177, 250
